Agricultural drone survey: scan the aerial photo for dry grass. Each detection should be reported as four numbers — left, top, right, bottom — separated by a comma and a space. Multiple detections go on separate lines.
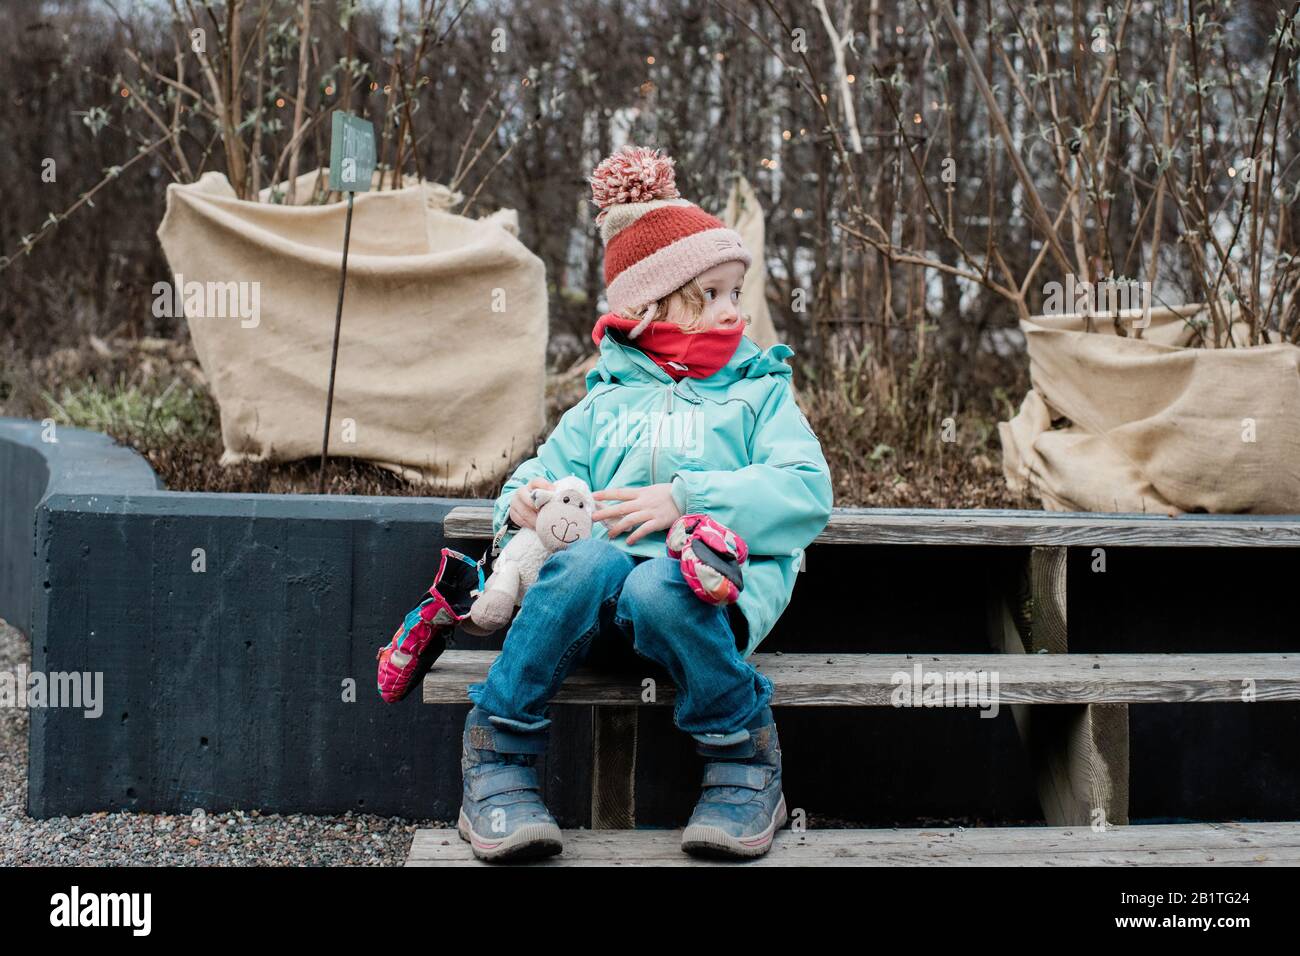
799, 343, 1033, 510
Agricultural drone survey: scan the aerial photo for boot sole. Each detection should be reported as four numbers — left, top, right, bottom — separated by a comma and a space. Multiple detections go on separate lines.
457, 808, 563, 863
681, 793, 788, 860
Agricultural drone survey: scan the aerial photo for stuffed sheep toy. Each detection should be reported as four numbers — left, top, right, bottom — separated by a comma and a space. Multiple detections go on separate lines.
460, 475, 595, 635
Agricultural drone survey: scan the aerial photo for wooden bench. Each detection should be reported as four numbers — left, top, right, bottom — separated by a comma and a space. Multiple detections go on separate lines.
416, 504, 1300, 864
425, 650, 1300, 706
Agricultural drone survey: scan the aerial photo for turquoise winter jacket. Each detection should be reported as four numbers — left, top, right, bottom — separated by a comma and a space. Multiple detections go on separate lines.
489, 327, 834, 658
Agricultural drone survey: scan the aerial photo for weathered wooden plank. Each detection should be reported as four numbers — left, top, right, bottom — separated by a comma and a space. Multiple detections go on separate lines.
1090, 705, 1129, 824
442, 505, 1300, 548
424, 649, 1300, 706
991, 591, 1109, 825
1030, 546, 1068, 654
988, 549, 1130, 827
406, 821, 1300, 866
591, 706, 637, 829
1018, 703, 1131, 828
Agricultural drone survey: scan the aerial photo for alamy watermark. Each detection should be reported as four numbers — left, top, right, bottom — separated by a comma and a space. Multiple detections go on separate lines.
1043, 273, 1152, 329
0, 665, 103, 718
594, 406, 705, 456
151, 274, 261, 328
50, 886, 150, 935
890, 663, 1000, 718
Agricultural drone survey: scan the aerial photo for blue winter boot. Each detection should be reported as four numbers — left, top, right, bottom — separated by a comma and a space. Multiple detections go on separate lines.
457, 705, 563, 862
681, 704, 787, 859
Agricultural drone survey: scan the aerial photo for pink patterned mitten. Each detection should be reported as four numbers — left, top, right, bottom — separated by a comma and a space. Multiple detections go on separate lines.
666, 513, 748, 605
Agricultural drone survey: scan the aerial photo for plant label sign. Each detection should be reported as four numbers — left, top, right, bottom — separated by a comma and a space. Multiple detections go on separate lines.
328, 112, 376, 193
319, 112, 374, 492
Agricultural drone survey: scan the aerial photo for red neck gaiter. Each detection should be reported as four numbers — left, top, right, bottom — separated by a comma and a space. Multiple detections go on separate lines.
592, 313, 745, 381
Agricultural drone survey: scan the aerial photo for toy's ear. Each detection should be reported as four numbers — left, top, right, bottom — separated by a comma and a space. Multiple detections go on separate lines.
531, 488, 555, 508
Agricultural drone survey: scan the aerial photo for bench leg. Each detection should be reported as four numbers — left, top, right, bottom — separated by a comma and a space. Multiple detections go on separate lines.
988, 547, 1130, 828
591, 705, 638, 828
1025, 702, 1129, 827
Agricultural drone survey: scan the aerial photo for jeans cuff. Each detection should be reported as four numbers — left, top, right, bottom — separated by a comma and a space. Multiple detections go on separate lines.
691, 727, 755, 758
488, 713, 552, 734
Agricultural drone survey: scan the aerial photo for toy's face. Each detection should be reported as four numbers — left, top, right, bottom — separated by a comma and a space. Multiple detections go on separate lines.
533, 487, 594, 551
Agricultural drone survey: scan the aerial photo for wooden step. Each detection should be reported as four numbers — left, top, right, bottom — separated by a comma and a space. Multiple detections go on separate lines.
423, 650, 1300, 706
406, 821, 1300, 866
442, 504, 1300, 547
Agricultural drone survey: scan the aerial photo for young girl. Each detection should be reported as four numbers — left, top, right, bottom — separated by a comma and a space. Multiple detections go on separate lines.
458, 144, 834, 862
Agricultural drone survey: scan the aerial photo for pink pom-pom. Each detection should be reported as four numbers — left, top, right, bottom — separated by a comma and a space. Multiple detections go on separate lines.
589, 144, 680, 214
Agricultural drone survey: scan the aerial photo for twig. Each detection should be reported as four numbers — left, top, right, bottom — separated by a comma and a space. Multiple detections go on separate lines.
0, 136, 170, 274
933, 0, 1073, 275
812, 0, 863, 154
286, 0, 313, 204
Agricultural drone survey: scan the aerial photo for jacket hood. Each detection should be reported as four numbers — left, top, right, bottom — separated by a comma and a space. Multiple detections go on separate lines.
585, 326, 794, 393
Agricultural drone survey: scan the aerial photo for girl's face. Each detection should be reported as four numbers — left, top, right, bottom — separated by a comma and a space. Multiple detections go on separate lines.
671, 261, 747, 332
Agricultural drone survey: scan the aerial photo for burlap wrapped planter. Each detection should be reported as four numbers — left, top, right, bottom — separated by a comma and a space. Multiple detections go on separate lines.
1000, 305, 1300, 514
156, 170, 548, 486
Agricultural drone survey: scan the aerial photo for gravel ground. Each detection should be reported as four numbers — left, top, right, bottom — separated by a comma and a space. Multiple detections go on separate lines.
0, 617, 447, 866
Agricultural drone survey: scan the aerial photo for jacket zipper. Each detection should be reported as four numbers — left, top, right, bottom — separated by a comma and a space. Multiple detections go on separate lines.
650, 382, 670, 486
650, 383, 673, 484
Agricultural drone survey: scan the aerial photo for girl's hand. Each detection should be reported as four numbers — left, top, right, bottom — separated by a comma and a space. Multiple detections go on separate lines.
509, 477, 553, 531
592, 483, 682, 546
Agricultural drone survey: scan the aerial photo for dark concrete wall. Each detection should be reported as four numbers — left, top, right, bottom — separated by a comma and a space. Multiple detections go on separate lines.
22, 476, 545, 821
0, 418, 161, 637
0, 434, 46, 637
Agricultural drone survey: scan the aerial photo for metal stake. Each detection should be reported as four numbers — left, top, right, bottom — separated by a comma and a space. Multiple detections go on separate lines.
318, 190, 355, 494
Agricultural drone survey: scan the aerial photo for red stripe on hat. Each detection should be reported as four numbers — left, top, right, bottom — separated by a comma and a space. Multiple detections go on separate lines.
604, 205, 726, 286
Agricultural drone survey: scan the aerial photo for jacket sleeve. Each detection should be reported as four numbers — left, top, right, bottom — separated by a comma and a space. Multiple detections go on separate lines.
668, 379, 833, 558
491, 393, 595, 548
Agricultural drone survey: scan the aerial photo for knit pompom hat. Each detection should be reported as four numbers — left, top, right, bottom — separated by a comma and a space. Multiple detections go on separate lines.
589, 144, 752, 338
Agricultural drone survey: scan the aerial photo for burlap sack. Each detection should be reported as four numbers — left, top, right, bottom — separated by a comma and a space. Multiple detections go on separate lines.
157, 170, 547, 487
723, 174, 778, 351
999, 304, 1300, 514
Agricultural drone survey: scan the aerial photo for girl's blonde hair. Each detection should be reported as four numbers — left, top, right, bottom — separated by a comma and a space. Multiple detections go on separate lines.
617, 277, 750, 337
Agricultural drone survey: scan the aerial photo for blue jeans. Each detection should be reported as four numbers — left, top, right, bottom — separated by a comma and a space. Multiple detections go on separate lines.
467, 537, 773, 739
